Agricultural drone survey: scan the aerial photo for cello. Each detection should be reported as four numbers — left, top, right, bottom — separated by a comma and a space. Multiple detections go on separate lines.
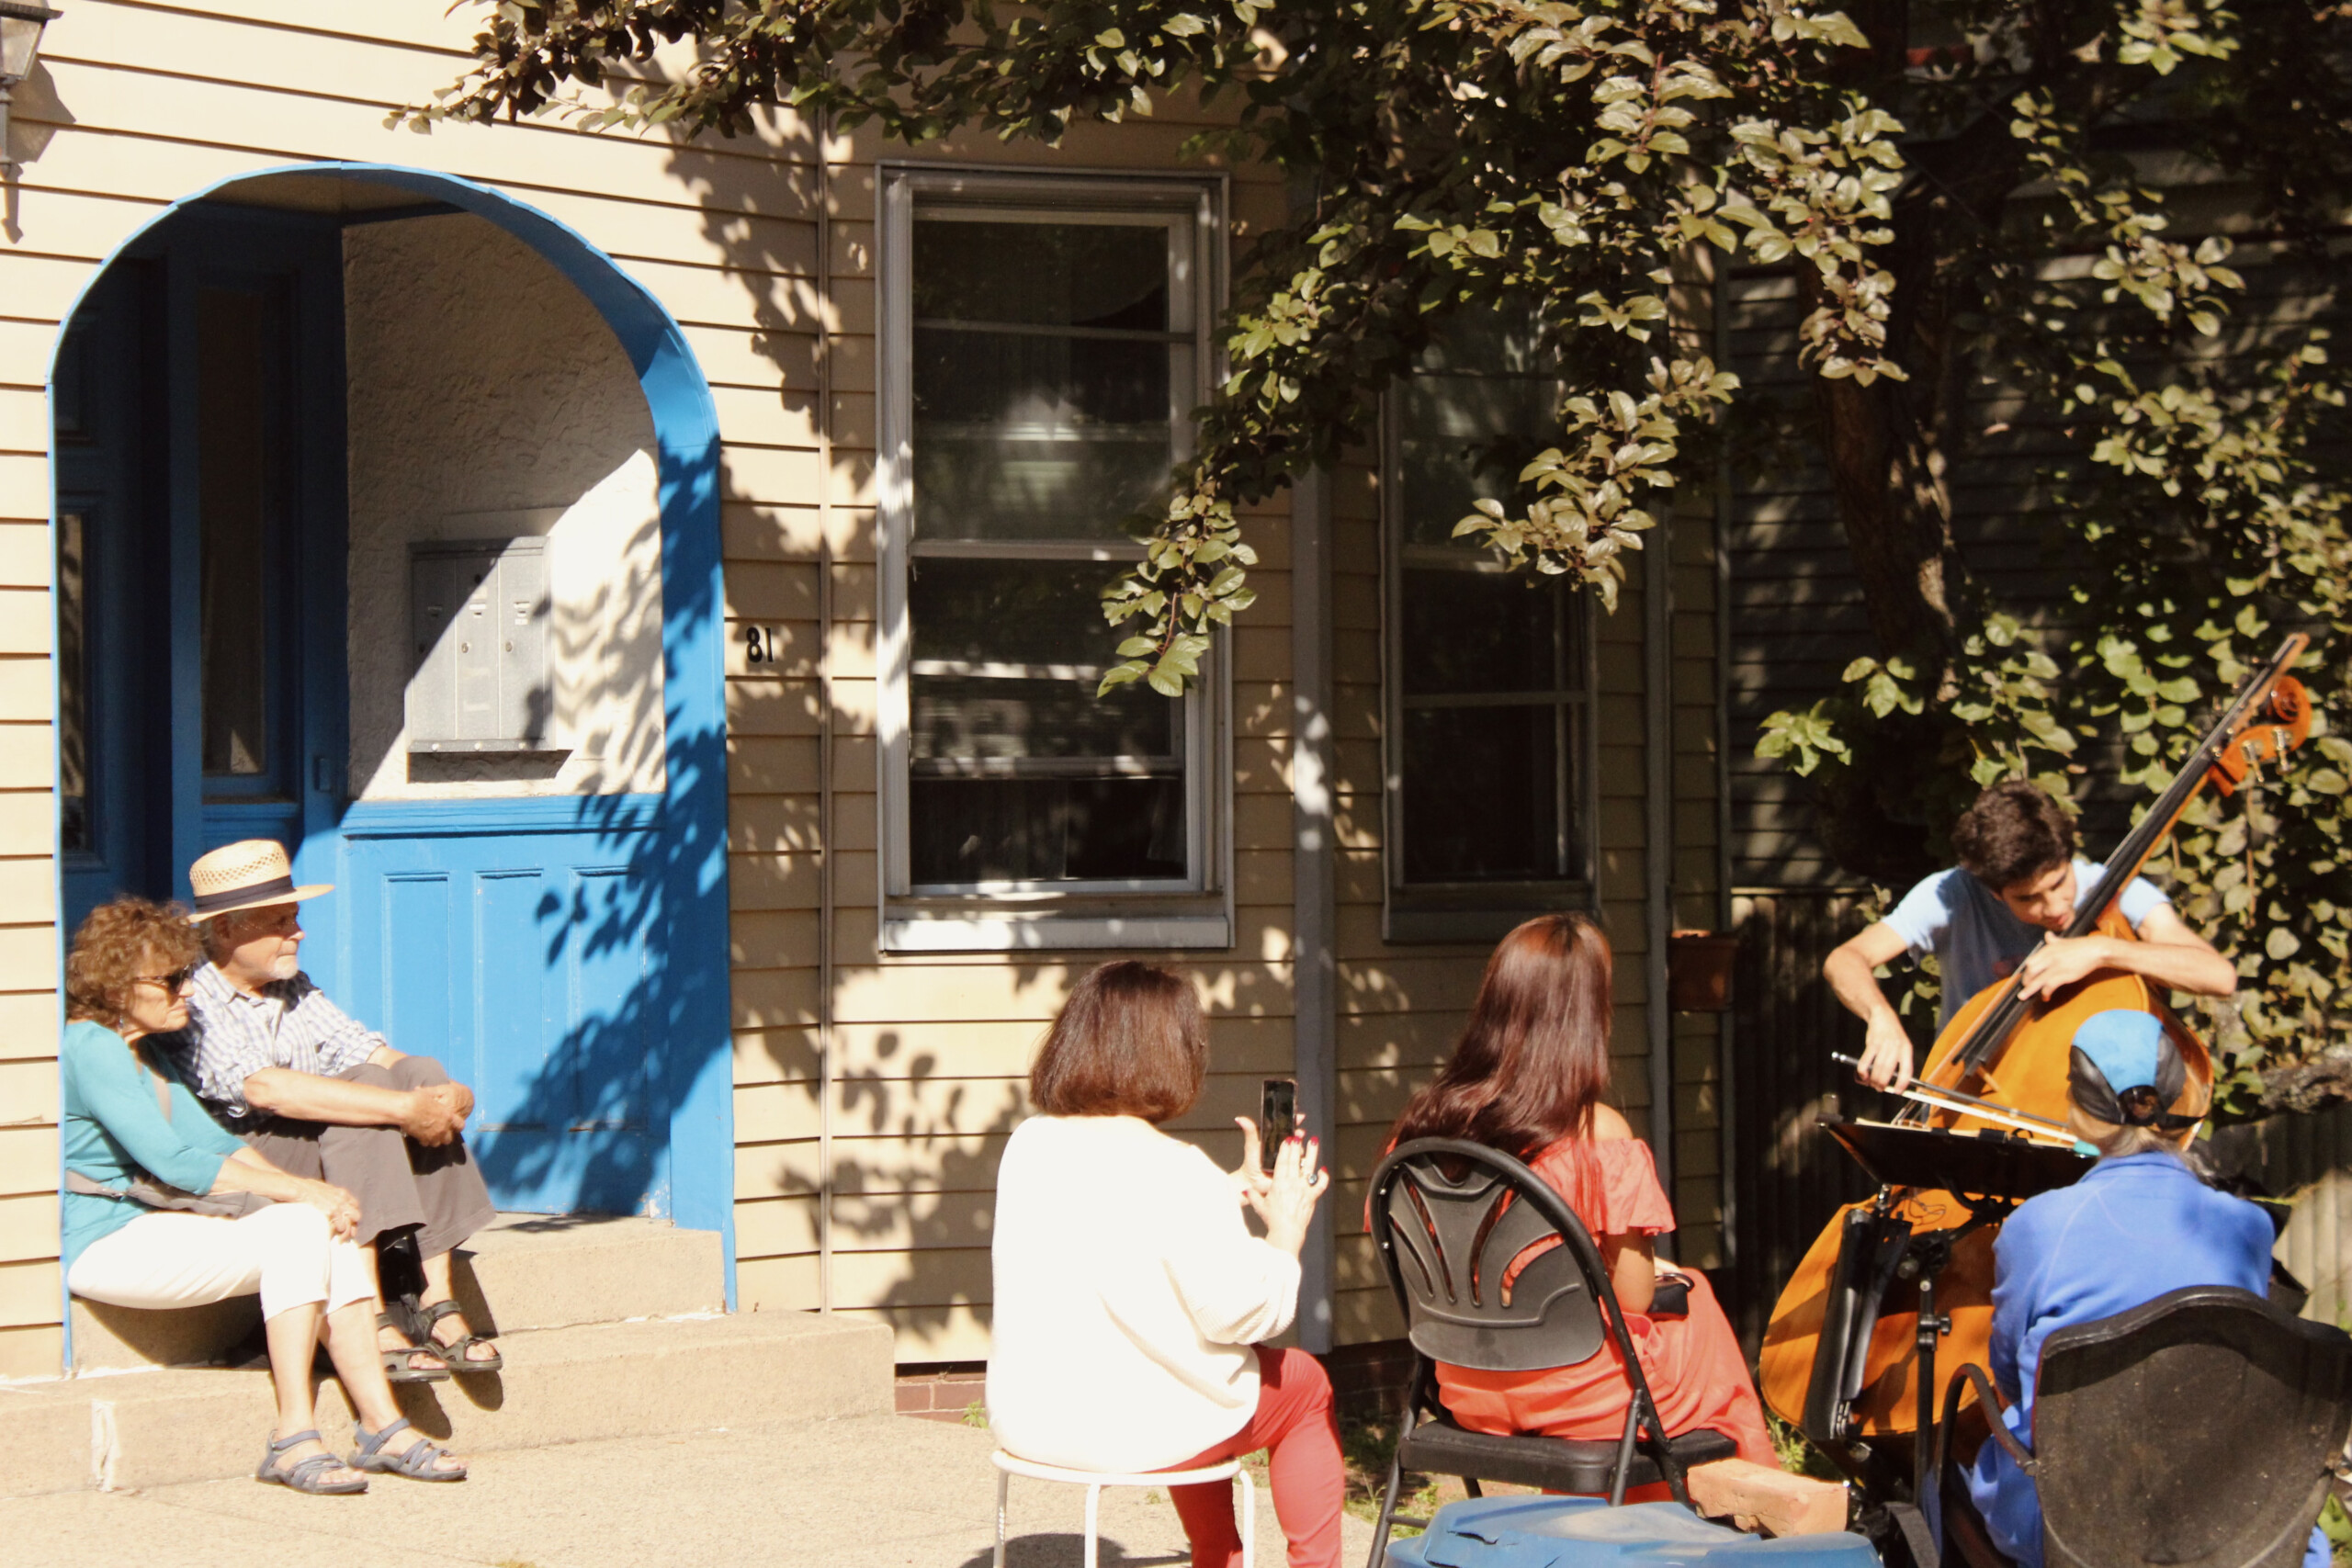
1756, 633, 2314, 1494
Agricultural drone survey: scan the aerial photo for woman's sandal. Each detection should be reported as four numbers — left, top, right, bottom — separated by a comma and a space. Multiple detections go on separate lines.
352, 1416, 468, 1483
422, 1298, 503, 1374
256, 1428, 368, 1495
377, 1310, 451, 1383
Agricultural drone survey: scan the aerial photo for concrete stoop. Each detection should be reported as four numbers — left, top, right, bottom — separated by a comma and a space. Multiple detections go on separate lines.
69, 1213, 728, 1372
5, 1216, 893, 1499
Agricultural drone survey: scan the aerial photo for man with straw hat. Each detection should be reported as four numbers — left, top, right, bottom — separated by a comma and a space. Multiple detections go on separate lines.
160, 840, 502, 1383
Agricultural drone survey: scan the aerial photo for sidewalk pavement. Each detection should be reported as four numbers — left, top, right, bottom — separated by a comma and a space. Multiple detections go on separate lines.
3, 1410, 1380, 1567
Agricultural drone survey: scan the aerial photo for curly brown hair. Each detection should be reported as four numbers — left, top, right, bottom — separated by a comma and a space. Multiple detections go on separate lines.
66, 897, 204, 1030
1951, 779, 2076, 890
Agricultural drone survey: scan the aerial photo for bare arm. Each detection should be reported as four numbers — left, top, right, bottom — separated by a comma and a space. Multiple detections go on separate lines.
240, 1068, 464, 1145
2015, 905, 2237, 1002
1601, 1231, 1657, 1314
356, 1043, 473, 1122
1586, 1105, 1658, 1313
1824, 920, 1919, 1089
208, 1146, 363, 1237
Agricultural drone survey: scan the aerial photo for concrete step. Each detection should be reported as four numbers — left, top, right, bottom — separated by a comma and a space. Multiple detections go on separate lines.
454, 1213, 727, 1333
5, 1308, 893, 1498
71, 1213, 722, 1372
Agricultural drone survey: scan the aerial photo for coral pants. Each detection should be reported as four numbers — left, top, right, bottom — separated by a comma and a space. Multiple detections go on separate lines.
1160, 1347, 1343, 1568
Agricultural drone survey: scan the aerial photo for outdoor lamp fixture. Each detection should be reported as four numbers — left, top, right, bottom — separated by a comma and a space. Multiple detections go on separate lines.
0, 2, 59, 179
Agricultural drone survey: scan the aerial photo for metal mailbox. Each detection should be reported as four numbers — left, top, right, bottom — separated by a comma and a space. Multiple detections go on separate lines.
407, 537, 552, 751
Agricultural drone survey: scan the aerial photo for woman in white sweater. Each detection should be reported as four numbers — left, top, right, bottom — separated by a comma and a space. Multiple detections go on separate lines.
989, 961, 1338, 1568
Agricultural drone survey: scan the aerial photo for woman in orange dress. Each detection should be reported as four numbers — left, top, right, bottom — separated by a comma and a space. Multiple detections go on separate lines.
1385, 912, 1772, 1474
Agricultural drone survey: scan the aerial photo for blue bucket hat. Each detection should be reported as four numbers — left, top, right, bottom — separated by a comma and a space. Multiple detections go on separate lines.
2068, 1009, 2196, 1130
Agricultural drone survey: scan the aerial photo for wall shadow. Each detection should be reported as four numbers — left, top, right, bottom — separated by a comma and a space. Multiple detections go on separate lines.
289, 164, 735, 1245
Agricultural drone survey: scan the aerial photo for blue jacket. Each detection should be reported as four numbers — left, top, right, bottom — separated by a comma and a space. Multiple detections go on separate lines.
1964, 1150, 2320, 1568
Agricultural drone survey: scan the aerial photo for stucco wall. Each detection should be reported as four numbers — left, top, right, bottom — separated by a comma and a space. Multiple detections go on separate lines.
344, 211, 664, 800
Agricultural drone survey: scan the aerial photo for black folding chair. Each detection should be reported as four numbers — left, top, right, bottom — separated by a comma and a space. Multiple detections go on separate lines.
1938, 1284, 2352, 1568
1365, 1138, 1740, 1567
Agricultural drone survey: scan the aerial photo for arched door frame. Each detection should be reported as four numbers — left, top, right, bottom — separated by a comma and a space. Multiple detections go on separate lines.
46, 162, 737, 1303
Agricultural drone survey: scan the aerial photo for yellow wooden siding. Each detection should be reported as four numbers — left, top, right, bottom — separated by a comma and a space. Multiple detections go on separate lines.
0, 0, 1724, 1372
1325, 446, 1726, 1346
712, 89, 1304, 1356
0, 0, 860, 1376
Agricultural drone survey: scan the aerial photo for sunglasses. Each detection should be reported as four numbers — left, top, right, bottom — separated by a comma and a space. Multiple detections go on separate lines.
134, 963, 201, 993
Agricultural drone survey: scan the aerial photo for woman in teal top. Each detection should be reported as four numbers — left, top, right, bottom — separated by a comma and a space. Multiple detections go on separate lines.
62, 897, 467, 1493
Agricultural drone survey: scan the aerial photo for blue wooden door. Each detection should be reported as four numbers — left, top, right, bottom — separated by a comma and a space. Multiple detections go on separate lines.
54, 263, 170, 926
56, 208, 346, 934
57, 188, 702, 1228
334, 804, 667, 1217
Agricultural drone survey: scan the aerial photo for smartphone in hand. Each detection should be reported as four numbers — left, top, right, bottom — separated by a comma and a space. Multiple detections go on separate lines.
1260, 1077, 1298, 1172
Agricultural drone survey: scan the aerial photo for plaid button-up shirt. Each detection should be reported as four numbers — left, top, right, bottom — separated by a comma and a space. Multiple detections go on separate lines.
162, 962, 390, 1123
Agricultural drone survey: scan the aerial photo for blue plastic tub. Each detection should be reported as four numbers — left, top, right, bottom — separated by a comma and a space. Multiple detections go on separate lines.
1381, 1495, 1883, 1567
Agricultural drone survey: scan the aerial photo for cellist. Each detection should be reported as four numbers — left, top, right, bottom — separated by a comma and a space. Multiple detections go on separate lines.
1823, 780, 2236, 1091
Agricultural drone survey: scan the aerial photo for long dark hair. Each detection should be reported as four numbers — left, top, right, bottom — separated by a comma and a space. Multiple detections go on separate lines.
1388, 913, 1613, 1160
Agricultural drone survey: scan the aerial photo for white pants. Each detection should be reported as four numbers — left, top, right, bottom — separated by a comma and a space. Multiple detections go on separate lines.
68, 1203, 375, 1323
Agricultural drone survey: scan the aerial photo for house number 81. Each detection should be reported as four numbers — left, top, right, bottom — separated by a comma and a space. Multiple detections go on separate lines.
742, 626, 780, 664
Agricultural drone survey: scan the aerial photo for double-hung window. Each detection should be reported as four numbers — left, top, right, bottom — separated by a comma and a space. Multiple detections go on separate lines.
879, 171, 1227, 951
1385, 318, 1596, 942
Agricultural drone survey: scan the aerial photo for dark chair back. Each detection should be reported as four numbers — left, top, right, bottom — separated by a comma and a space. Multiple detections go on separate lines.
2032, 1285, 2352, 1568
1364, 1138, 1736, 1558
1369, 1138, 1647, 1381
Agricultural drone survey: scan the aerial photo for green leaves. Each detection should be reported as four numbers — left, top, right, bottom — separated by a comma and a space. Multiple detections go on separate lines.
1097, 490, 1257, 697
2117, 0, 2242, 74
1449, 355, 1738, 611
1718, 96, 1908, 382
1756, 703, 1851, 776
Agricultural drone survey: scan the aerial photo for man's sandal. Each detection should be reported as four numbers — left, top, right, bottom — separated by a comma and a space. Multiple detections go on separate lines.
422, 1299, 504, 1374
376, 1310, 450, 1383
352, 1416, 468, 1483
256, 1429, 368, 1495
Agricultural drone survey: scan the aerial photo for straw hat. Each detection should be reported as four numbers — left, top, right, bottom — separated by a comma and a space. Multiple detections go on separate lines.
187, 840, 334, 922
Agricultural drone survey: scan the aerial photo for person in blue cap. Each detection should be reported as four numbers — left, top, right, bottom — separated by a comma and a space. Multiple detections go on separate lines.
1962, 1008, 2323, 1568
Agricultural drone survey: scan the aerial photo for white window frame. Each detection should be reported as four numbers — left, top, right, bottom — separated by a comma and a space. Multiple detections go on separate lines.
1380, 378, 1600, 945
876, 165, 1232, 953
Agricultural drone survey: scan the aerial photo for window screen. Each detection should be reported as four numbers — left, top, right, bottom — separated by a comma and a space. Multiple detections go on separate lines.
1392, 320, 1591, 890
903, 209, 1202, 888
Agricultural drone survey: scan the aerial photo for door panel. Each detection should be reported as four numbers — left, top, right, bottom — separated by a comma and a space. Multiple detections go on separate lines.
383, 874, 454, 1051
340, 818, 664, 1217
58, 209, 345, 933
162, 209, 347, 893
56, 265, 172, 929
473, 870, 548, 1127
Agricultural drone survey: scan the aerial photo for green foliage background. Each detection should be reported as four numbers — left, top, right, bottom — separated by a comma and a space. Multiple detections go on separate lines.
417, 0, 2352, 1111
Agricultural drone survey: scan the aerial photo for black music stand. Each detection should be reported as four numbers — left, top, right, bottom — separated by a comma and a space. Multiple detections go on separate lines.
1813, 1119, 2093, 1506
1824, 1119, 2091, 1202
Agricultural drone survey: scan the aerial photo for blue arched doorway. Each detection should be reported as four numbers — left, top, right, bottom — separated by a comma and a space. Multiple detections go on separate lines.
49, 164, 734, 1292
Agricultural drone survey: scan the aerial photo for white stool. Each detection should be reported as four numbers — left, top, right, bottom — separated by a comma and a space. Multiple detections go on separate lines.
990, 1448, 1255, 1568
